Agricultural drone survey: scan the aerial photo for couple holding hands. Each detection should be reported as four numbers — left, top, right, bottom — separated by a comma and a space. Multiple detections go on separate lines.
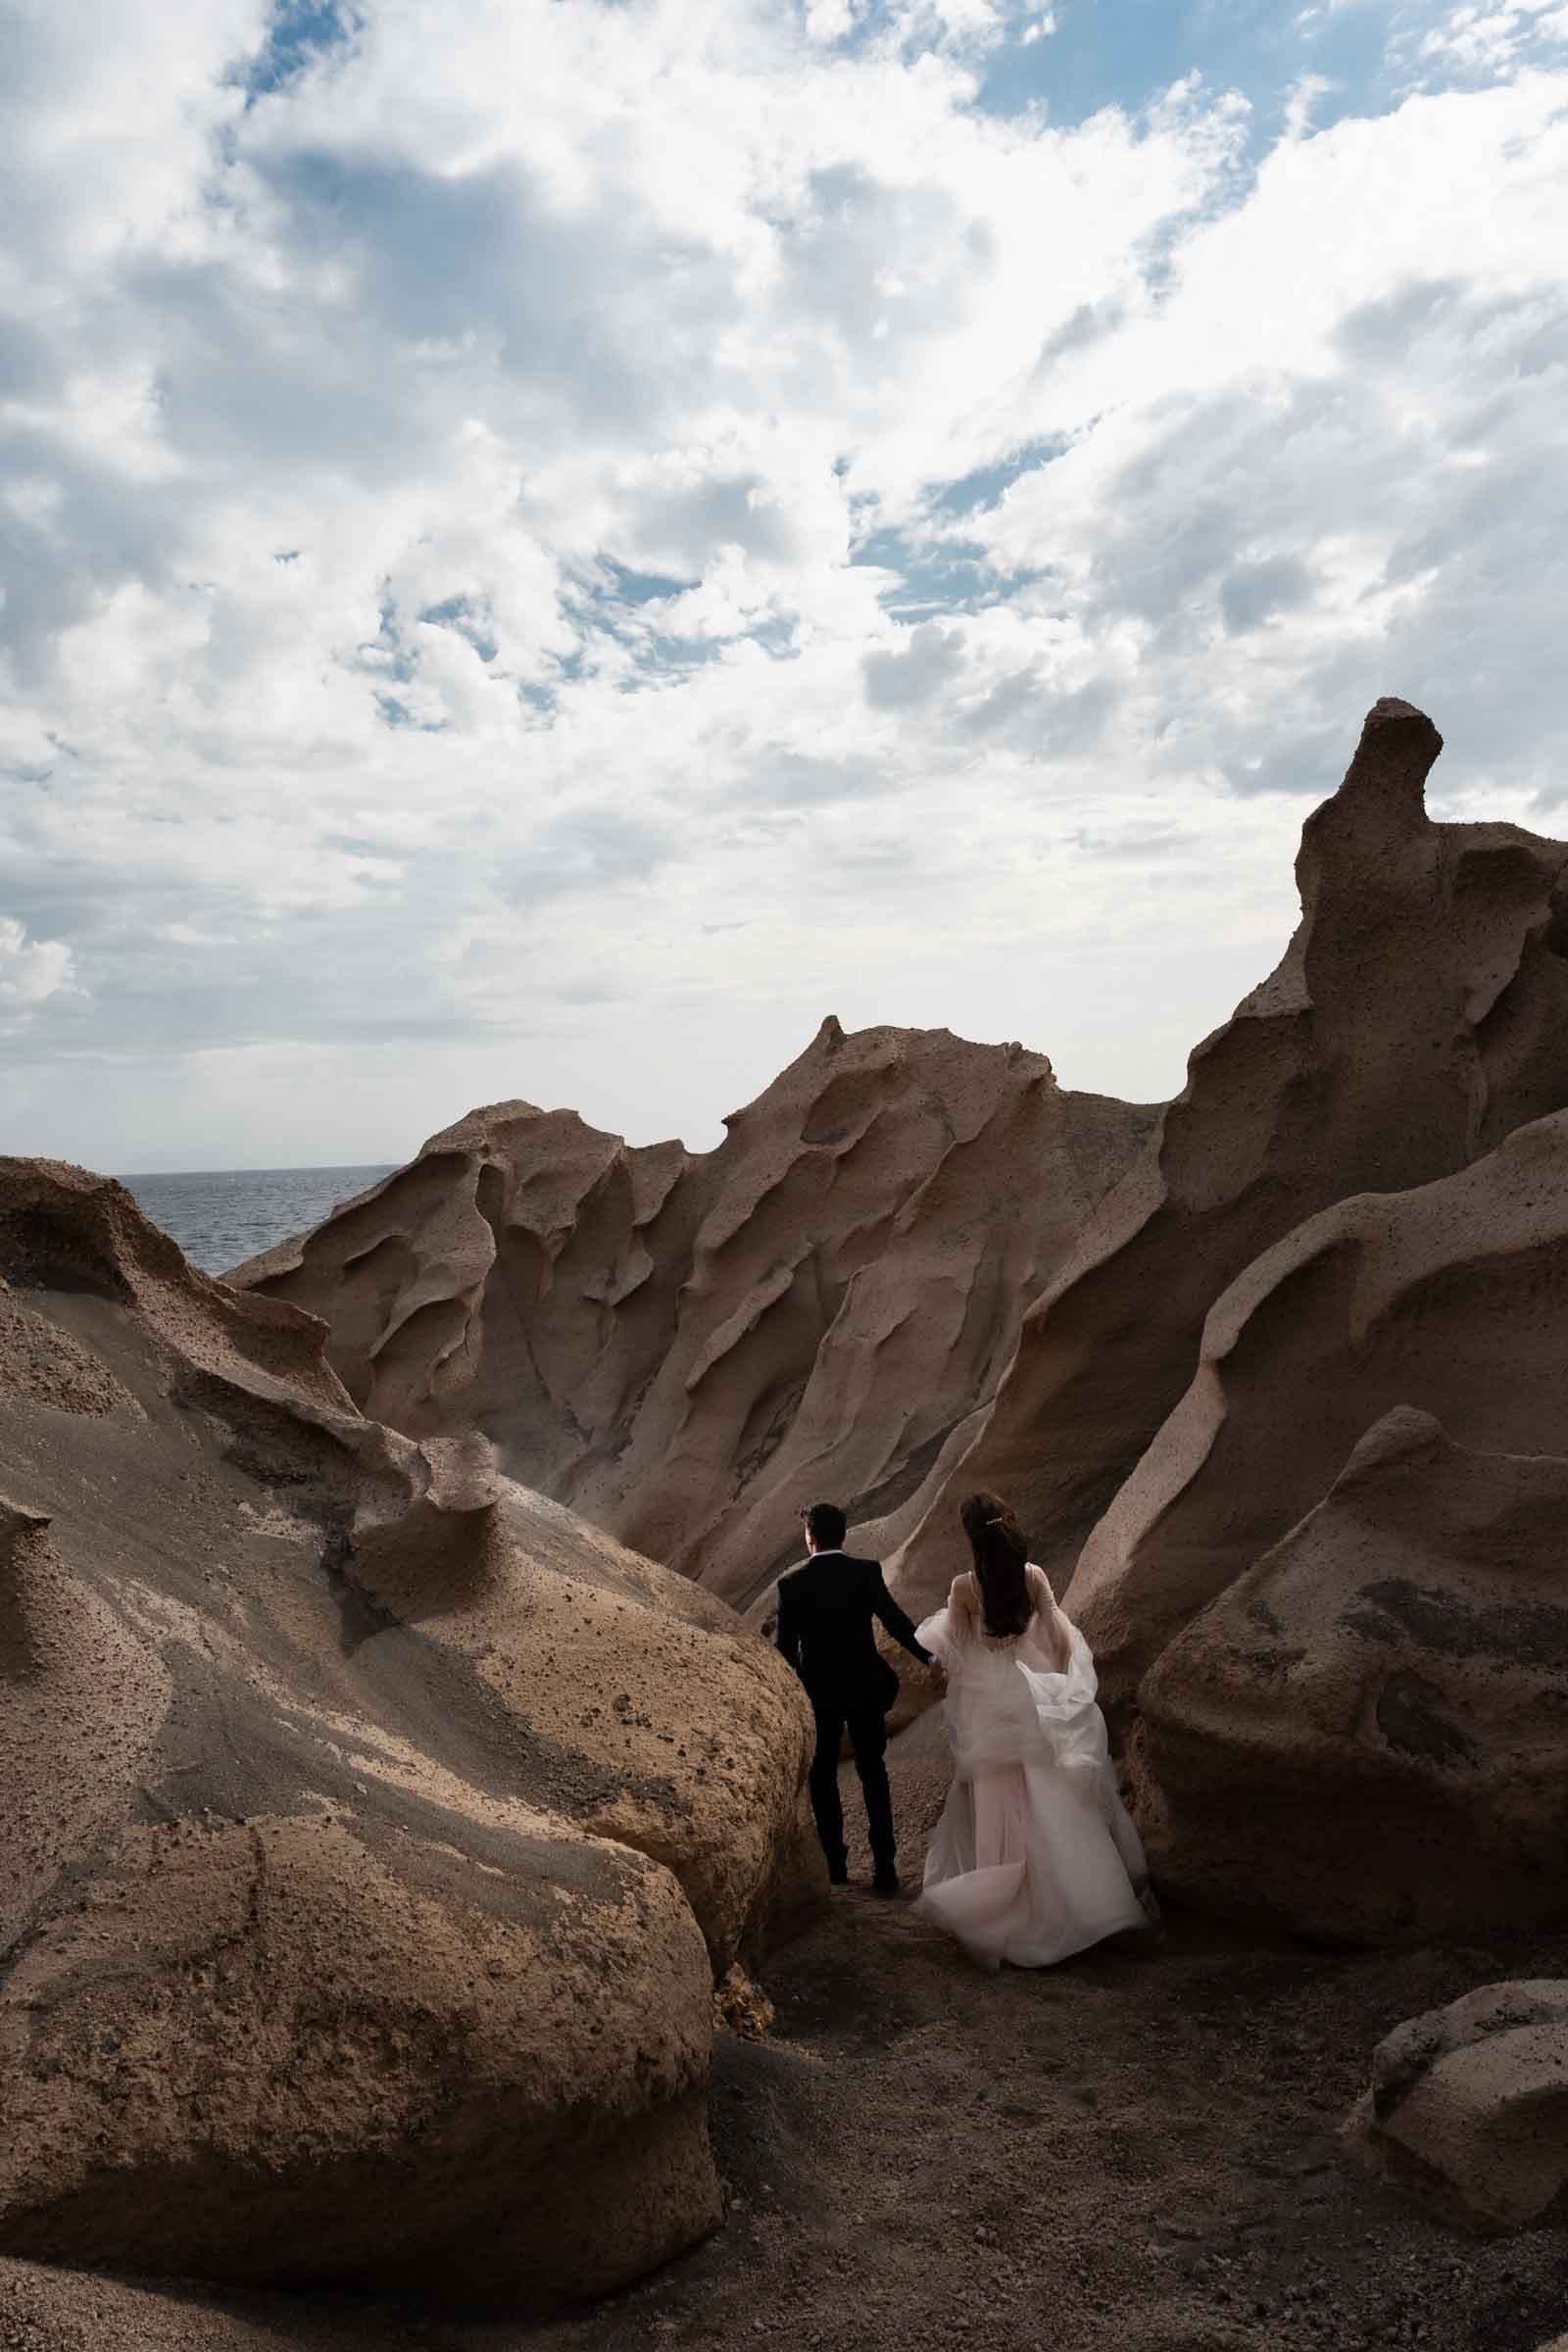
775, 1492, 1155, 1970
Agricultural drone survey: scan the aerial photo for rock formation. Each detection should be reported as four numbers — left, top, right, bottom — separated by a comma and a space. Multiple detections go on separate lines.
1060, 1105, 1568, 1937
0, 1157, 814, 2303
1347, 1981, 1568, 2230
1074, 1108, 1568, 1708
233, 1022, 1155, 1610
218, 695, 1568, 1952
1135, 1405, 1568, 1939
238, 703, 1568, 1664
889, 699, 1568, 1622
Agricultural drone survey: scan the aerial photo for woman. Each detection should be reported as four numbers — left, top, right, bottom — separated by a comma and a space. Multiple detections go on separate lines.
915, 1491, 1155, 1971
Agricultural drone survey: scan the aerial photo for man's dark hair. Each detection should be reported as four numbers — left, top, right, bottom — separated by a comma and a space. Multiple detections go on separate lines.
803, 1501, 848, 1550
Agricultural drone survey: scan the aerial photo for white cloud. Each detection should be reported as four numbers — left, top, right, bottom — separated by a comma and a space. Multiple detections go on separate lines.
1416, 2, 1568, 74
1, 0, 1566, 1168
0, 917, 79, 1009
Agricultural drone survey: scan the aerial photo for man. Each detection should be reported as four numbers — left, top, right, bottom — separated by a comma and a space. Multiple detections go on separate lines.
775, 1500, 933, 1895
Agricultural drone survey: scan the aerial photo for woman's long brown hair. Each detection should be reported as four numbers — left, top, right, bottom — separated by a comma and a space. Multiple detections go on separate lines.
959, 1490, 1033, 1639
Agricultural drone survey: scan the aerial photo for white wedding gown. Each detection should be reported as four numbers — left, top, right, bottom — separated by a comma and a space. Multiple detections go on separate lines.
914, 1565, 1153, 1971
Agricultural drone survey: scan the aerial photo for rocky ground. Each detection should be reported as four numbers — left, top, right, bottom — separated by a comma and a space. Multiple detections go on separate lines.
5, 1748, 1568, 2352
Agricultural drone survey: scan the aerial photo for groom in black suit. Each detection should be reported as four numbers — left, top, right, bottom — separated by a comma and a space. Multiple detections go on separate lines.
775, 1501, 933, 1895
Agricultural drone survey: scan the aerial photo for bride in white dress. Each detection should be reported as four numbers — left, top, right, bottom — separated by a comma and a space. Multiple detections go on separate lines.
915, 1491, 1155, 1971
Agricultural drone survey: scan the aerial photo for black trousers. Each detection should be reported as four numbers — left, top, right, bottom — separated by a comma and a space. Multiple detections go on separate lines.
808, 1694, 895, 1876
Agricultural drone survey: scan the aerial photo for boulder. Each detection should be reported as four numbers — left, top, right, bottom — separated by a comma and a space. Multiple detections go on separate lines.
889, 699, 1568, 1621
1130, 1405, 1568, 1939
0, 1157, 815, 2302
1346, 1981, 1568, 2230
231, 1021, 1154, 1608
1, 1812, 717, 2298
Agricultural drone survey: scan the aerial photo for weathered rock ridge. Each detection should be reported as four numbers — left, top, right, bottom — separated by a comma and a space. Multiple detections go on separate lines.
1078, 1109, 1568, 1716
0, 1158, 814, 2302
241, 702, 1568, 1668
891, 698, 1568, 1623
234, 1023, 1156, 1610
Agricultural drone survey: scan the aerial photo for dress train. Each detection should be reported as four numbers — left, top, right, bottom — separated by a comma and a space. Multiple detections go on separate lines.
914, 1565, 1153, 1970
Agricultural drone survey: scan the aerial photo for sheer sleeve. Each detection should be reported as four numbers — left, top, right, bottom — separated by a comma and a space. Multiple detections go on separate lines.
915, 1574, 975, 1667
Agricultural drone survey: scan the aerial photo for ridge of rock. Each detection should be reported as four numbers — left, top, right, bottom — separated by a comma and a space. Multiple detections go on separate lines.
232, 1022, 1158, 1608
886, 698, 1568, 1621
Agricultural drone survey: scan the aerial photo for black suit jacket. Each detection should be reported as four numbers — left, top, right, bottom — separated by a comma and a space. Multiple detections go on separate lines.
775, 1550, 931, 1714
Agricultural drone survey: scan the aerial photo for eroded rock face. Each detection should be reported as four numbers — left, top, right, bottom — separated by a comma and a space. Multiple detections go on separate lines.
890, 700, 1568, 1622
1347, 1982, 1568, 2230
0, 1158, 814, 2302
1130, 1403, 1568, 1940
1057, 1102, 1568, 1938
1074, 1106, 1568, 1717
233, 1022, 1155, 1609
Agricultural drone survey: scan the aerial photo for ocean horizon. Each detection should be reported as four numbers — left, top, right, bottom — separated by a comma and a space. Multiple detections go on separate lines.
122, 1162, 399, 1276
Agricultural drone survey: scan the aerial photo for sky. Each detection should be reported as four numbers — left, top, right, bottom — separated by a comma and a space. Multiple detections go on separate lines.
2, 0, 1567, 1172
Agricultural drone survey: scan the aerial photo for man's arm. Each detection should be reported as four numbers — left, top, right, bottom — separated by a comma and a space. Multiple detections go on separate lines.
868, 1564, 932, 1665
775, 1577, 805, 1678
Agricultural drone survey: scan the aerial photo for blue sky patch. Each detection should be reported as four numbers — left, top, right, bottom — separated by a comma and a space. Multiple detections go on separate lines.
851, 523, 1046, 619
972, 1, 1408, 142
418, 595, 499, 663
235, 0, 359, 98
373, 691, 449, 732
596, 556, 702, 605
926, 436, 1071, 518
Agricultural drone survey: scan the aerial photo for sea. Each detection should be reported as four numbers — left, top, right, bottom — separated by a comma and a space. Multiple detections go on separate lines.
120, 1164, 399, 1277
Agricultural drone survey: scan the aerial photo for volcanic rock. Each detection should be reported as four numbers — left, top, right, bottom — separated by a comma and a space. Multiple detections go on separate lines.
1074, 1102, 1568, 1714
1130, 1402, 1568, 1939
1081, 1091, 1568, 1702
1347, 1981, 1568, 2230
1061, 1099, 1568, 1936
232, 1021, 1155, 1609
0, 1157, 813, 2302
890, 699, 1568, 1623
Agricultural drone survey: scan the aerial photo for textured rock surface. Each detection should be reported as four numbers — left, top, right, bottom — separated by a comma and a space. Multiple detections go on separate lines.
1066, 1100, 1568, 1938
1130, 1402, 1568, 1939
233, 1021, 1155, 1609
1347, 1981, 1568, 2230
889, 699, 1568, 1623
0, 1157, 814, 2301
1075, 1104, 1568, 1715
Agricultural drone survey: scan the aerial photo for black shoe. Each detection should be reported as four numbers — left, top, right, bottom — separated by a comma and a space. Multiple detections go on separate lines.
871, 1869, 901, 1896
828, 1862, 849, 1886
